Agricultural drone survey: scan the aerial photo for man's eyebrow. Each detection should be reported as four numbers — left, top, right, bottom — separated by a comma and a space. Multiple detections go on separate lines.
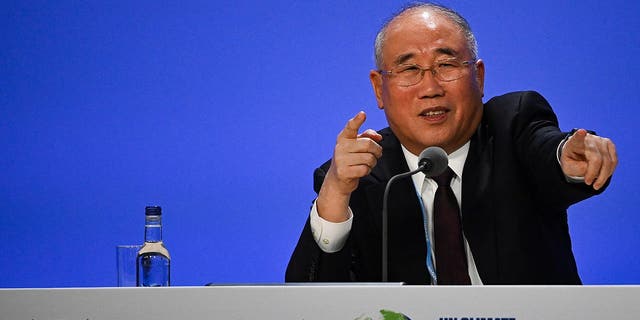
393, 53, 415, 66
435, 47, 459, 57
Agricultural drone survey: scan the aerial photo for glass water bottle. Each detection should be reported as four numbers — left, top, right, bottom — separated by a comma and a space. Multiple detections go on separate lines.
136, 206, 170, 287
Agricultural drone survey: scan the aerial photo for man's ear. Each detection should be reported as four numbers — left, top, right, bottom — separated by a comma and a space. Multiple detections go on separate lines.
369, 70, 384, 109
474, 59, 485, 97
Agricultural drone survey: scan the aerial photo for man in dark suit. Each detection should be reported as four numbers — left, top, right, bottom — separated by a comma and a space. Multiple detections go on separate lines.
286, 3, 618, 285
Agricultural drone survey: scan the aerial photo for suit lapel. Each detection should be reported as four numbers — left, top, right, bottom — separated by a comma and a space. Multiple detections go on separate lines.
462, 120, 498, 282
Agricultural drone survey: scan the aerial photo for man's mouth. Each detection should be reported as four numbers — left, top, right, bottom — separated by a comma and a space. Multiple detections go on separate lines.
420, 110, 446, 116
419, 108, 449, 120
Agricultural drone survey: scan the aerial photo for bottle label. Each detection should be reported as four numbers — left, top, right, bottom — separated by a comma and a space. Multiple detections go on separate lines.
138, 241, 171, 259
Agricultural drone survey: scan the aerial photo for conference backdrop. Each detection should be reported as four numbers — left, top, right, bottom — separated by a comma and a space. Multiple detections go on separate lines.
2, 0, 638, 287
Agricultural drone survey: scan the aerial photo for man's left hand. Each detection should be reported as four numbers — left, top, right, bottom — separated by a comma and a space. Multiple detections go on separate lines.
560, 129, 618, 190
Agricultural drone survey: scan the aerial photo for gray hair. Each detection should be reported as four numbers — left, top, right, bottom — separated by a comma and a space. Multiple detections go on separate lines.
374, 3, 479, 69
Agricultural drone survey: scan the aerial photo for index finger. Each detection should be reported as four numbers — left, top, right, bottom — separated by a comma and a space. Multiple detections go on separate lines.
564, 129, 588, 156
338, 111, 367, 141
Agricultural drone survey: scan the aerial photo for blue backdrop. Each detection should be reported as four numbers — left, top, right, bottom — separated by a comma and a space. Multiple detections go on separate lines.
2, 1, 638, 287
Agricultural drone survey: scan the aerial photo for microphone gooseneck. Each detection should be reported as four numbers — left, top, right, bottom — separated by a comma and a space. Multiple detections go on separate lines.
381, 146, 448, 282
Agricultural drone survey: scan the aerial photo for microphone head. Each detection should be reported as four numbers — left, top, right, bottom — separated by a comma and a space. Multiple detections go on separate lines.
417, 146, 448, 177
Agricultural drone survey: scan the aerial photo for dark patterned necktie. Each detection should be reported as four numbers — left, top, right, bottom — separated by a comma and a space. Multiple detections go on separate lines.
433, 167, 471, 285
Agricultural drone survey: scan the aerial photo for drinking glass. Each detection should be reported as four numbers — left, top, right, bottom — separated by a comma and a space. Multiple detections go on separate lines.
116, 244, 142, 287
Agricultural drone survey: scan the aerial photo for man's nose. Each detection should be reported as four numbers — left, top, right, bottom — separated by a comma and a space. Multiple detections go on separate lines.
416, 69, 444, 98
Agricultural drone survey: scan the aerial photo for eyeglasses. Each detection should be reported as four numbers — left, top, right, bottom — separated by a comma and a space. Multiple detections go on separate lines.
379, 58, 476, 87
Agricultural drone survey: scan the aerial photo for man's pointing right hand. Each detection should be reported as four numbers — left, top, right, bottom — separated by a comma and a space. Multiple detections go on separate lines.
317, 111, 383, 222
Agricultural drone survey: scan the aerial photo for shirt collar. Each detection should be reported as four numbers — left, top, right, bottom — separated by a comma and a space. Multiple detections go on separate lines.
401, 141, 470, 179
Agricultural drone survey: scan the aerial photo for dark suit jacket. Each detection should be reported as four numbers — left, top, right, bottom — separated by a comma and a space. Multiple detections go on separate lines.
286, 91, 607, 285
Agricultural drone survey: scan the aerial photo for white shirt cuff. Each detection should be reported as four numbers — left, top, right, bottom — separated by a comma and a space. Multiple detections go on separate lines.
309, 200, 353, 253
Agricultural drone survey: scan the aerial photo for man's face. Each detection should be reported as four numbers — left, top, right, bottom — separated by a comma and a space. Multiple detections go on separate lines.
370, 9, 485, 155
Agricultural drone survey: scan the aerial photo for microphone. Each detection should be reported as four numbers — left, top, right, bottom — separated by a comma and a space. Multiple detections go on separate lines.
417, 146, 449, 177
381, 146, 448, 282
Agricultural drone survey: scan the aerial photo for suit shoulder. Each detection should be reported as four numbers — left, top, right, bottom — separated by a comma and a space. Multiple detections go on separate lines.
484, 91, 547, 108
483, 91, 555, 119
